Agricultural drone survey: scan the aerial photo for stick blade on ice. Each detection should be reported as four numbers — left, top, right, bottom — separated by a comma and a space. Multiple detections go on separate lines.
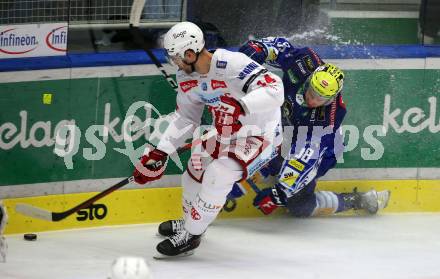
15, 203, 53, 221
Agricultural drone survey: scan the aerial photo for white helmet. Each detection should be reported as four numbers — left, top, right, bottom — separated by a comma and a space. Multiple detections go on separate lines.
109, 256, 152, 279
163, 21, 205, 59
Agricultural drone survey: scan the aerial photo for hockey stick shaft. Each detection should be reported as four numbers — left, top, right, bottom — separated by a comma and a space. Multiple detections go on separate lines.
128, 0, 178, 92
133, 28, 178, 90
16, 178, 135, 222
130, 25, 178, 91
129, 0, 177, 92
16, 129, 217, 222
129, 26, 211, 125
246, 178, 261, 193
52, 176, 132, 221
128, 0, 211, 125
223, 178, 261, 213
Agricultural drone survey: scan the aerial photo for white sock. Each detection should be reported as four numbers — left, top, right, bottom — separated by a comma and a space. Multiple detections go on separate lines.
181, 171, 202, 220
311, 191, 339, 216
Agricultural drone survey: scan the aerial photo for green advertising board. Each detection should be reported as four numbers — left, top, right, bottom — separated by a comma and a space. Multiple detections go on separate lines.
0, 61, 439, 187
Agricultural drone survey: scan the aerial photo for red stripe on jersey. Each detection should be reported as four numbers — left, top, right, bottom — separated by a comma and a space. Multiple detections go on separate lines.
330, 98, 337, 126
308, 47, 322, 64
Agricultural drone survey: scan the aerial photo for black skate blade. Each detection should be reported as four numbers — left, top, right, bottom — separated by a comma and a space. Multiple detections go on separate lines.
153, 250, 195, 260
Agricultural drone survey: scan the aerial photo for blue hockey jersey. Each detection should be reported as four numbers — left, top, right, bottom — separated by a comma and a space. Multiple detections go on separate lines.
239, 37, 346, 182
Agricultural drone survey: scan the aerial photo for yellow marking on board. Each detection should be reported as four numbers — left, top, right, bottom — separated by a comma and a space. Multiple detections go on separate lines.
43, 93, 52, 104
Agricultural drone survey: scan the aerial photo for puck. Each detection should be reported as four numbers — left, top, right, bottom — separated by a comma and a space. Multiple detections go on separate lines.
24, 233, 37, 241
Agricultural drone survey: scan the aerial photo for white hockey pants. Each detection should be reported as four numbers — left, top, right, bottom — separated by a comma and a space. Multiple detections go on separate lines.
182, 158, 242, 235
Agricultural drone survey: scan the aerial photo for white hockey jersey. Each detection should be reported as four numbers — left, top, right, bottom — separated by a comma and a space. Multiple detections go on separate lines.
156, 49, 284, 154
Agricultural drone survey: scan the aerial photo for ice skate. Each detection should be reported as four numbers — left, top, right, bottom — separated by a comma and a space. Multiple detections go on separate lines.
342, 187, 391, 215
157, 219, 184, 237
154, 229, 202, 259
358, 188, 391, 214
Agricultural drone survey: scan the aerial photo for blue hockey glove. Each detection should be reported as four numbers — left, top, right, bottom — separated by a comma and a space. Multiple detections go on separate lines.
253, 185, 286, 215
238, 40, 268, 65
259, 153, 283, 178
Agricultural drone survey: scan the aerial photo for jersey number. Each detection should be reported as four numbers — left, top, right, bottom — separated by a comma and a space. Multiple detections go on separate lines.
276, 41, 290, 52
295, 148, 314, 163
257, 74, 276, 87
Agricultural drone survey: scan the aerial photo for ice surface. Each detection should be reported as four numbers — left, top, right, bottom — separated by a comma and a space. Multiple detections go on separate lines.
1, 214, 440, 279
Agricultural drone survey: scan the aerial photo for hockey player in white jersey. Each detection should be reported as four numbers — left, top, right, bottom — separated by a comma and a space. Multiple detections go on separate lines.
0, 201, 7, 262
132, 22, 284, 258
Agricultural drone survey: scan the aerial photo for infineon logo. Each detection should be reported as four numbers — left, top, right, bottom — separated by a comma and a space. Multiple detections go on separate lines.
0, 28, 38, 55
0, 23, 68, 58
45, 26, 67, 52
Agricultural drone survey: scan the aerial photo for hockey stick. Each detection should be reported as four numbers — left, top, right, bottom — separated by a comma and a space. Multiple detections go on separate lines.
246, 178, 261, 193
15, 129, 217, 222
130, 29, 179, 92
222, 178, 261, 212
129, 0, 178, 91
128, 1, 253, 214
128, 0, 210, 125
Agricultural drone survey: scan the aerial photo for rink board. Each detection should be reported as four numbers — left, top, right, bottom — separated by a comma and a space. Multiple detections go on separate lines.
1, 63, 440, 187
1, 51, 440, 235
3, 179, 440, 234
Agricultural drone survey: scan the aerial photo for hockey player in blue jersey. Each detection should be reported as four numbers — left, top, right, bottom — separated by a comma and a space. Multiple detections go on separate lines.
233, 37, 391, 217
